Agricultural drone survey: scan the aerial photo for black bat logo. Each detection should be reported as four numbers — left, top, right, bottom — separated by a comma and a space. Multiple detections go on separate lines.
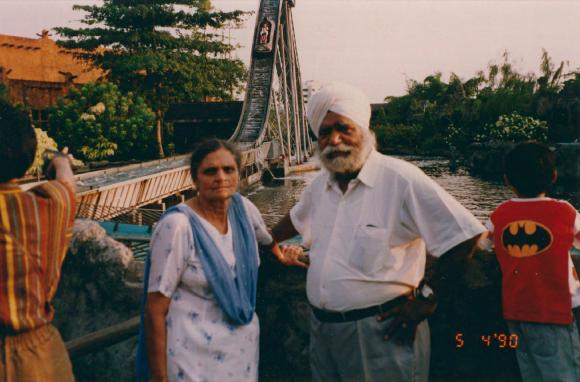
501, 220, 553, 258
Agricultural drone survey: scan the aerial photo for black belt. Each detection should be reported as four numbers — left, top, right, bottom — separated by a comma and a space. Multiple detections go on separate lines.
311, 293, 412, 323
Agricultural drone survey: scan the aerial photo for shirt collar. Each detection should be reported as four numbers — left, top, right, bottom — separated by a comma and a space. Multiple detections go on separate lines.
510, 196, 550, 202
356, 150, 379, 188
324, 149, 379, 189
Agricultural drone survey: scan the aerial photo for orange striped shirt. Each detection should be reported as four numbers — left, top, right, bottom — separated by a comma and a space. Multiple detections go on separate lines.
0, 180, 75, 333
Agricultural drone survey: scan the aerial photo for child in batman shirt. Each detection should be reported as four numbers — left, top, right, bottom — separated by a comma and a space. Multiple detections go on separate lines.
483, 141, 580, 382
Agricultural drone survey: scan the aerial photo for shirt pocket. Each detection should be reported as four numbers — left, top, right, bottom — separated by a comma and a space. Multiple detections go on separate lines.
349, 225, 389, 274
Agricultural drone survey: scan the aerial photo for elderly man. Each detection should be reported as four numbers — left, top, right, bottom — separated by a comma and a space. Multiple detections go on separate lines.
272, 82, 485, 382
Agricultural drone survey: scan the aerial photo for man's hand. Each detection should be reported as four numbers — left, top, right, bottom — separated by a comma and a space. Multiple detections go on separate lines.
271, 243, 309, 268
377, 296, 437, 344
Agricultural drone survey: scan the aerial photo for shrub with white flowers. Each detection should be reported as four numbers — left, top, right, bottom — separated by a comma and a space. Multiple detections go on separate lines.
476, 113, 548, 143
26, 128, 83, 176
48, 83, 156, 161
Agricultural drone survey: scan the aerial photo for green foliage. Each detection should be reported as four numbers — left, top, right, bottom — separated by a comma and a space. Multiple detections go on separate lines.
54, 0, 249, 157
445, 123, 464, 150
47, 83, 156, 161
373, 123, 422, 152
375, 51, 579, 155
476, 113, 548, 143
541, 72, 580, 142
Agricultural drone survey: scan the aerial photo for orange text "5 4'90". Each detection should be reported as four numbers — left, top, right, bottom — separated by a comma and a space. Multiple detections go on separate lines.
455, 332, 519, 349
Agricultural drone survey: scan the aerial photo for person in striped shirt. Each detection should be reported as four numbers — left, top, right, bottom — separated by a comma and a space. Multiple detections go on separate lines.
0, 101, 76, 381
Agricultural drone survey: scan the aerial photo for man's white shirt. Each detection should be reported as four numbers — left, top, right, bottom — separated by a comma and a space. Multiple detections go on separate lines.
290, 150, 486, 311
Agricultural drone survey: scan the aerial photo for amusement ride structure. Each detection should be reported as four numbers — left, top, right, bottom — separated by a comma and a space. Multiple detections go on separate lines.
25, 0, 312, 223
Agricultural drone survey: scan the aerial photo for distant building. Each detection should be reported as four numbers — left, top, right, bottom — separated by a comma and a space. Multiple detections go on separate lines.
0, 31, 102, 129
166, 101, 243, 153
302, 80, 321, 105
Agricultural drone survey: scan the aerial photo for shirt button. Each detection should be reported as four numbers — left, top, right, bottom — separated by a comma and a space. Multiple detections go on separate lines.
514, 270, 519, 275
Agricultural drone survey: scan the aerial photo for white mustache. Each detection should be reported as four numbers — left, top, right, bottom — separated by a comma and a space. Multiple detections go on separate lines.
321, 144, 352, 158
317, 130, 376, 174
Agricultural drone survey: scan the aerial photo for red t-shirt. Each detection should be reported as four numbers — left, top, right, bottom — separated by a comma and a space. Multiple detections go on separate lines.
490, 198, 578, 324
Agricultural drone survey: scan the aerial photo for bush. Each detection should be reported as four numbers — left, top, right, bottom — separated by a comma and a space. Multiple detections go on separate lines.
475, 112, 548, 143
445, 123, 466, 150
48, 83, 156, 161
373, 123, 423, 152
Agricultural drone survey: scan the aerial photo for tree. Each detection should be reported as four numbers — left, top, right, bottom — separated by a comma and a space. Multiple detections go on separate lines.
375, 51, 579, 155
54, 0, 248, 157
48, 83, 157, 161
547, 73, 580, 141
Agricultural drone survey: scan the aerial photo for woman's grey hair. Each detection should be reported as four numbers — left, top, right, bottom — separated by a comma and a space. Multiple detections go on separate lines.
189, 139, 242, 181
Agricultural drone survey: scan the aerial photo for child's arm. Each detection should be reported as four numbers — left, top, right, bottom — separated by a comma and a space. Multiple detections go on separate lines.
478, 220, 495, 251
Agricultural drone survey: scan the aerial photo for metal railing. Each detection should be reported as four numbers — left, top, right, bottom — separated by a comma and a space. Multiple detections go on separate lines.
66, 316, 140, 359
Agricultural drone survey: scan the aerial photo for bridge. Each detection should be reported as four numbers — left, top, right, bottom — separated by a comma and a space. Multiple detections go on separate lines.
24, 0, 312, 222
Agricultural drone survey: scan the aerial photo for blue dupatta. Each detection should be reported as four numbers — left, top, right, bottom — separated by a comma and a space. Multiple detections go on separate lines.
136, 193, 259, 380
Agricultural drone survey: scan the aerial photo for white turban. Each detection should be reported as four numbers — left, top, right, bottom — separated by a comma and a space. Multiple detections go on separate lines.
306, 82, 371, 138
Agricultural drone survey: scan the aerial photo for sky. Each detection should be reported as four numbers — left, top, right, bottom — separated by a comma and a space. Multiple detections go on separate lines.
1, 0, 580, 102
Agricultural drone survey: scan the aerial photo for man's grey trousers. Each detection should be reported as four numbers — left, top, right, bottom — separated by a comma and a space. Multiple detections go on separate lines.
310, 313, 430, 382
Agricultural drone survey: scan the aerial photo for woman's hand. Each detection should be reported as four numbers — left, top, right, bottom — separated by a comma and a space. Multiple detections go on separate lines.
271, 243, 309, 268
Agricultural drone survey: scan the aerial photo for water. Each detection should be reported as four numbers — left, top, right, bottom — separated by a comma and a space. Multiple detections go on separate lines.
246, 156, 578, 226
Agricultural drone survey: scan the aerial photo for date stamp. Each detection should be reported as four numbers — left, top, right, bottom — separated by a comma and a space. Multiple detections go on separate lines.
455, 332, 519, 349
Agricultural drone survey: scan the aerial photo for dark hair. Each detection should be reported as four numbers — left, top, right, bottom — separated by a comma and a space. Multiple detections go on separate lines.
0, 101, 37, 182
504, 141, 556, 197
189, 139, 242, 180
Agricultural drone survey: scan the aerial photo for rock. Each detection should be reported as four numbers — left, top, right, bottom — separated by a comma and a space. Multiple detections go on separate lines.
53, 219, 141, 382
427, 250, 520, 380
256, 249, 521, 381
52, 220, 526, 381
256, 252, 310, 380
70, 219, 135, 269
555, 143, 580, 182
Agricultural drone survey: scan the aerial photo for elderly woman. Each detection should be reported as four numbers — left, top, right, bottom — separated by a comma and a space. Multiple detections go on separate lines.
141, 139, 304, 382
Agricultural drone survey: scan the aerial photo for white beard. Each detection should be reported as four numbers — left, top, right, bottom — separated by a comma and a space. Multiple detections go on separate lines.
318, 130, 376, 174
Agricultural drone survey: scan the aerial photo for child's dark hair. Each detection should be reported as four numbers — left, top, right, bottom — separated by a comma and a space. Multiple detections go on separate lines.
189, 139, 241, 180
0, 101, 37, 182
504, 141, 556, 197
